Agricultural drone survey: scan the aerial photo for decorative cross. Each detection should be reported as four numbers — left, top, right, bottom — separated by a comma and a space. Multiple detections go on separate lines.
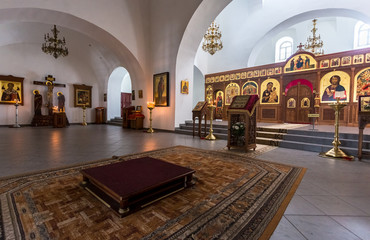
297, 43, 305, 51
33, 75, 66, 116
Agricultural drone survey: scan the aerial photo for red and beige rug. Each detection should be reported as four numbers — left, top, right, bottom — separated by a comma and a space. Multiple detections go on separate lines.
0, 146, 305, 240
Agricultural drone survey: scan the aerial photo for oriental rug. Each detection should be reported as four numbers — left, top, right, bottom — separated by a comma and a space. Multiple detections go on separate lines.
0, 146, 305, 240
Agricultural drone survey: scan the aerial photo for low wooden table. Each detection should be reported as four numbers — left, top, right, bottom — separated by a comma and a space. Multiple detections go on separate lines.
80, 157, 195, 217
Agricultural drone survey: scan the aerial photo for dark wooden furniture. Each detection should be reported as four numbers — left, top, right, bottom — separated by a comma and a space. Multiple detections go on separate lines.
95, 107, 106, 124
192, 101, 208, 138
227, 95, 259, 152
80, 157, 195, 217
122, 106, 135, 128
128, 110, 145, 130
53, 112, 67, 128
357, 97, 370, 160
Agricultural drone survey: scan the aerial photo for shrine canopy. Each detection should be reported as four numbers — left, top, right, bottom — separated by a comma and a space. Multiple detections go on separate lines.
228, 95, 259, 116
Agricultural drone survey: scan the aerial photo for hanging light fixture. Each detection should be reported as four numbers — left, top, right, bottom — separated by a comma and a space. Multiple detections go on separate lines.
42, 25, 69, 59
202, 21, 223, 55
304, 19, 324, 55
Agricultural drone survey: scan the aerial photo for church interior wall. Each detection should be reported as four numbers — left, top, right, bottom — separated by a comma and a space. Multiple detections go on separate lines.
0, 43, 101, 125
193, 65, 205, 108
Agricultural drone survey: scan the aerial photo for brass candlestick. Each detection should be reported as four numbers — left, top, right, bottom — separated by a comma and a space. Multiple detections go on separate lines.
325, 98, 351, 158
147, 102, 155, 133
205, 105, 216, 140
13, 99, 21, 128
82, 105, 87, 126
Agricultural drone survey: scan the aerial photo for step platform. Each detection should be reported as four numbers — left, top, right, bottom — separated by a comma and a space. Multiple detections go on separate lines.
81, 157, 195, 217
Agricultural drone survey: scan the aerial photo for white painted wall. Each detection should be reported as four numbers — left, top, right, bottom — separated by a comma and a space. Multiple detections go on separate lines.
193, 66, 205, 109
0, 43, 101, 125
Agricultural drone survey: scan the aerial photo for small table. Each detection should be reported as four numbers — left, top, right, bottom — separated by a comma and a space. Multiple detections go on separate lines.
81, 157, 195, 217
53, 112, 66, 128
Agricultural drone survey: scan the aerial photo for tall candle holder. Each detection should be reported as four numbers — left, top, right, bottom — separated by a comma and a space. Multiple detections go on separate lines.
13, 99, 21, 128
82, 104, 87, 126
205, 104, 216, 140
147, 102, 155, 133
325, 98, 352, 158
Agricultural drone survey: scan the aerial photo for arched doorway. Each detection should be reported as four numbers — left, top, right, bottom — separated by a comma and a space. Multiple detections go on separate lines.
107, 67, 131, 121
285, 79, 313, 123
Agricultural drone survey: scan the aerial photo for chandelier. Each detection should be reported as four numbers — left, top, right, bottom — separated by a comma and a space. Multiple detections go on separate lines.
42, 25, 69, 59
304, 19, 324, 55
202, 21, 223, 55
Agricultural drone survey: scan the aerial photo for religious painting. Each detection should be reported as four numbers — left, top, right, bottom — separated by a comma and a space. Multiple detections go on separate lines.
320, 71, 350, 103
353, 54, 364, 65
320, 60, 329, 68
225, 83, 240, 105
366, 53, 370, 63
230, 74, 235, 80
241, 72, 247, 79
284, 54, 316, 73
215, 90, 224, 108
138, 90, 143, 99
260, 78, 280, 104
235, 73, 241, 80
275, 67, 282, 74
132, 90, 135, 100
104, 93, 107, 102
0, 75, 24, 105
215, 76, 220, 82
287, 98, 296, 108
359, 96, 370, 112
153, 72, 169, 107
253, 70, 259, 77
260, 69, 266, 77
330, 58, 340, 67
247, 71, 253, 78
220, 75, 225, 82
341, 56, 351, 66
301, 98, 310, 108
242, 81, 258, 95
267, 68, 274, 76
206, 85, 213, 104
180, 80, 189, 94
353, 67, 370, 102
225, 75, 230, 81
74, 84, 92, 108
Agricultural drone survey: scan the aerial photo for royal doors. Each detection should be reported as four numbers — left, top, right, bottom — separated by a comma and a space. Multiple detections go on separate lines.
285, 80, 313, 123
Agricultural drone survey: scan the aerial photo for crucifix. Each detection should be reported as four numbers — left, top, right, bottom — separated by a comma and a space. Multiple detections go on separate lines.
297, 42, 305, 51
34, 75, 66, 116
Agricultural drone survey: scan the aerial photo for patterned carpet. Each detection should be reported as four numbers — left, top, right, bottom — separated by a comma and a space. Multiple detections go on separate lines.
0, 146, 305, 240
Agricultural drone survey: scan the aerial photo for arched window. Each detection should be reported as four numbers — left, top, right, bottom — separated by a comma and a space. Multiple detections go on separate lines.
354, 21, 370, 49
275, 37, 293, 62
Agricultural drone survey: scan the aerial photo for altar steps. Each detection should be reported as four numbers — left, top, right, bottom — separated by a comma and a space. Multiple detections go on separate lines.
175, 120, 370, 157
107, 117, 123, 126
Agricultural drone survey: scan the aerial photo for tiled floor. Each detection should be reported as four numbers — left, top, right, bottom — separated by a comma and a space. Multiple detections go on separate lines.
1, 124, 370, 239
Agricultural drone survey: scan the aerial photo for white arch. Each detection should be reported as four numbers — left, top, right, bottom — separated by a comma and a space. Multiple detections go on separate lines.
248, 8, 370, 67
107, 67, 130, 120
175, 0, 233, 127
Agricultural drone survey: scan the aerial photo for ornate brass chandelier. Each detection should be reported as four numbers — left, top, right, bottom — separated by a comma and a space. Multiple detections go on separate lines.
42, 25, 69, 59
202, 21, 223, 55
304, 19, 324, 55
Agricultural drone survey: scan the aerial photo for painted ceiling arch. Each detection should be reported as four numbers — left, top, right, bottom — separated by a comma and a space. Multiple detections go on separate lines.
0, 7, 145, 90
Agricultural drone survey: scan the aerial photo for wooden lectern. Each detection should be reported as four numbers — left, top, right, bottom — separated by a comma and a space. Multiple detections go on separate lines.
227, 95, 259, 152
192, 101, 208, 138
